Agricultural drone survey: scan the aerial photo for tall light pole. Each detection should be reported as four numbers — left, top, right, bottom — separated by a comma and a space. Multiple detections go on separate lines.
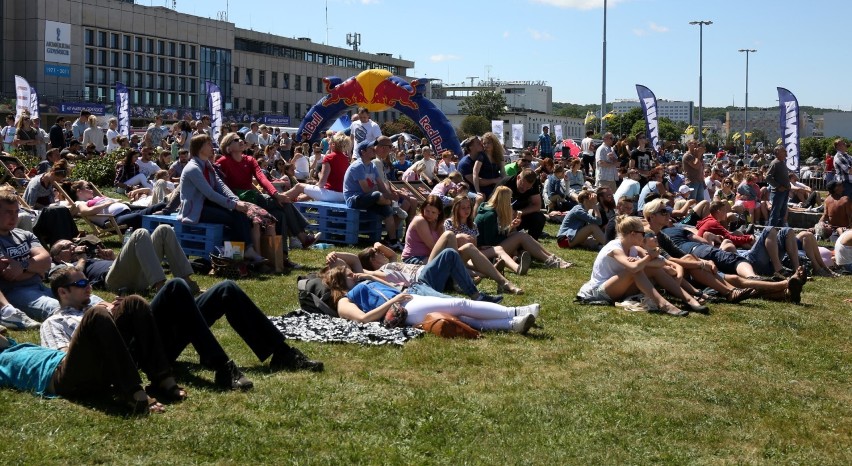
689, 20, 712, 142
601, 0, 607, 134
739, 49, 756, 154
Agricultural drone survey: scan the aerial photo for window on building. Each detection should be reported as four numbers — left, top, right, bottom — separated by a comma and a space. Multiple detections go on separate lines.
179, 43, 186, 58
179, 60, 186, 74
133, 90, 140, 104
233, 66, 239, 84
282, 102, 288, 116
258, 100, 265, 112
84, 67, 93, 83
146, 74, 153, 89
123, 53, 131, 69
98, 31, 107, 47
245, 99, 253, 111
295, 103, 302, 118
188, 79, 196, 93
294, 75, 301, 91
271, 72, 278, 88
85, 48, 94, 65
233, 98, 240, 110
111, 33, 119, 49
135, 72, 142, 87
112, 70, 119, 84
271, 101, 277, 113
135, 37, 143, 52
245, 69, 253, 85
317, 77, 323, 93
178, 77, 185, 91
189, 62, 196, 76
98, 50, 107, 66
283, 73, 290, 89
259, 70, 266, 87
168, 59, 175, 74
306, 76, 312, 92
158, 58, 164, 72
146, 56, 153, 71
147, 38, 154, 54
169, 42, 176, 57
157, 40, 164, 55
122, 71, 131, 84
168, 76, 175, 91
189, 45, 196, 59
111, 52, 119, 67
123, 35, 131, 51
135, 54, 143, 69
85, 29, 94, 46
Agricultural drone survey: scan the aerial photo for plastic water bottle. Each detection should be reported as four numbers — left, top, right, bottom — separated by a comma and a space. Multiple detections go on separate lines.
122, 227, 133, 246
311, 242, 332, 250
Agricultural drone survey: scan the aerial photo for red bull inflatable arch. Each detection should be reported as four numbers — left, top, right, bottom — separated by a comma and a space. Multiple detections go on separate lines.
297, 69, 462, 156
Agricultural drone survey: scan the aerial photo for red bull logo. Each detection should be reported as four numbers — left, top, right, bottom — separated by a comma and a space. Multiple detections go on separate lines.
371, 78, 418, 110
322, 77, 367, 108
300, 112, 324, 142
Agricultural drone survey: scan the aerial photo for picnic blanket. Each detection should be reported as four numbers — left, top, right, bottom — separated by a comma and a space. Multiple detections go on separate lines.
270, 310, 424, 346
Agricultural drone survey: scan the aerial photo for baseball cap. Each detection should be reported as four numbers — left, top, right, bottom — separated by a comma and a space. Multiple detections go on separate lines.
678, 185, 694, 195
356, 140, 376, 154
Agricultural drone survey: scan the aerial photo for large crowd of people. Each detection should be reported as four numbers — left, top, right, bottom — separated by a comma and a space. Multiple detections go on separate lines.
0, 107, 849, 415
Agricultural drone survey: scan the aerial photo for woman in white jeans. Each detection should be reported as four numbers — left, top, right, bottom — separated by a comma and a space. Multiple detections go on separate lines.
322, 265, 539, 333
114, 149, 152, 190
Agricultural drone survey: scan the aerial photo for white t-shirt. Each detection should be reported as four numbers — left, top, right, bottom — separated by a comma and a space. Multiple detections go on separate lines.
835, 237, 852, 266
258, 134, 272, 148
294, 155, 310, 179
581, 137, 593, 156
106, 129, 120, 153
613, 179, 640, 204
244, 131, 259, 146
136, 159, 160, 178
584, 239, 636, 288
351, 119, 381, 158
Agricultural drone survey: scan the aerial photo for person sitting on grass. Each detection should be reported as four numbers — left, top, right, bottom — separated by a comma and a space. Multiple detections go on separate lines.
322, 265, 539, 334
556, 189, 606, 250
577, 215, 689, 317
343, 140, 402, 250
475, 186, 573, 273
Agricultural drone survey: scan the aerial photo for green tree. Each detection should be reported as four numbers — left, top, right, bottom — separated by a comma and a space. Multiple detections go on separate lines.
608, 108, 644, 138
459, 115, 491, 138
458, 90, 507, 121
627, 116, 682, 146
380, 115, 423, 139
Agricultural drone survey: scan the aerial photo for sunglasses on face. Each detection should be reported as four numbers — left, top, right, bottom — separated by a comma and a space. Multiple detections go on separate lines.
63, 278, 90, 288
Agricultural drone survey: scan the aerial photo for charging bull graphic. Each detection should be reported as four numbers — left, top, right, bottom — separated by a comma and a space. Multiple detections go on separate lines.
299, 69, 461, 156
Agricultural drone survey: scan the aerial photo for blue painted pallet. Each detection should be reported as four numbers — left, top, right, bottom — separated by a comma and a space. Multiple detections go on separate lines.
294, 201, 384, 245
141, 214, 224, 257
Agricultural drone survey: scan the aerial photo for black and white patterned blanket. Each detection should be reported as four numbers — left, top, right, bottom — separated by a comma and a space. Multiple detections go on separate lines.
270, 310, 424, 346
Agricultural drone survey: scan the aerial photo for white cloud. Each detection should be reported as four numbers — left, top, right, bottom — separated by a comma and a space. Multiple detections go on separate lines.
360, 0, 380, 4
632, 28, 646, 37
528, 29, 553, 41
530, 0, 624, 10
430, 54, 461, 62
648, 22, 669, 33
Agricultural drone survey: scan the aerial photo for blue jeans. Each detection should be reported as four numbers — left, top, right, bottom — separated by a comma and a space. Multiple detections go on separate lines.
346, 191, 393, 218
741, 226, 791, 276
199, 203, 254, 248
768, 189, 789, 227
688, 180, 704, 201
5, 282, 59, 321
410, 249, 479, 297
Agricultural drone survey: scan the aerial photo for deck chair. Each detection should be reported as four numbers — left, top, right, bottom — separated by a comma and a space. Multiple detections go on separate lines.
52, 181, 126, 239
0, 154, 31, 193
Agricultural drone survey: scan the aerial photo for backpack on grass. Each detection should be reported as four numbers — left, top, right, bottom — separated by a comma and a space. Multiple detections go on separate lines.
297, 274, 338, 317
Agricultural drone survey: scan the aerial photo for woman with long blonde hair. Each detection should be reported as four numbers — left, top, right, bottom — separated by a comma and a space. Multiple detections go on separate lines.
474, 186, 572, 275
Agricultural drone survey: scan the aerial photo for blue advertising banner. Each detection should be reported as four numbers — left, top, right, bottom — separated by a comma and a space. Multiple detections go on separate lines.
44, 64, 71, 78
777, 87, 800, 173
115, 81, 130, 138
261, 115, 291, 126
59, 103, 105, 115
635, 84, 661, 153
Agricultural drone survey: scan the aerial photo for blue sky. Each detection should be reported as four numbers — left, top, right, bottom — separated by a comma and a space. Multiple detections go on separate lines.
169, 0, 850, 110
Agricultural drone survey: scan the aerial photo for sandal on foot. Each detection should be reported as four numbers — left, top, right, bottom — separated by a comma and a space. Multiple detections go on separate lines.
146, 382, 187, 403
126, 391, 165, 415
653, 304, 689, 317
497, 281, 524, 295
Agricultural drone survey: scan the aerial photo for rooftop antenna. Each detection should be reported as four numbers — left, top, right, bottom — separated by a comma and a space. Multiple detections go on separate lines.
485, 65, 492, 83
325, 0, 329, 45
466, 76, 478, 87
346, 32, 361, 51
216, 0, 228, 21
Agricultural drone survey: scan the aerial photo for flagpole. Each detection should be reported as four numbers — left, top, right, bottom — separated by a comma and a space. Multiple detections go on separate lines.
600, 0, 607, 134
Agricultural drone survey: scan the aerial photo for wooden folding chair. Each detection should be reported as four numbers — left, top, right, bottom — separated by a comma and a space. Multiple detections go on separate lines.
0, 154, 31, 193
52, 181, 125, 239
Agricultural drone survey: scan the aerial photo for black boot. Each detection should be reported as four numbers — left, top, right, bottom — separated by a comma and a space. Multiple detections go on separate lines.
214, 360, 254, 390
269, 347, 324, 372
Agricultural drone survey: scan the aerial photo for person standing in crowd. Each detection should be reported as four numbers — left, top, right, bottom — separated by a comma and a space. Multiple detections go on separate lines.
764, 145, 791, 227
581, 130, 595, 178
537, 125, 553, 160
350, 107, 381, 159
595, 132, 617, 191
832, 138, 852, 198
682, 139, 705, 201
71, 110, 90, 142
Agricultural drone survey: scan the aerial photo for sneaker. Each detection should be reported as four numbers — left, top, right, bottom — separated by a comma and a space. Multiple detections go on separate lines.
214, 360, 254, 391
394, 206, 408, 219
283, 259, 303, 270
269, 347, 324, 372
545, 255, 572, 269
476, 292, 503, 304
512, 303, 540, 319
509, 314, 536, 334
516, 251, 532, 276
301, 233, 320, 250
0, 305, 40, 330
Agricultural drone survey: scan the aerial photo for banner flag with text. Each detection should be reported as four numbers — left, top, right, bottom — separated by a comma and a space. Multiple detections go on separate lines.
777, 87, 800, 173
635, 84, 661, 153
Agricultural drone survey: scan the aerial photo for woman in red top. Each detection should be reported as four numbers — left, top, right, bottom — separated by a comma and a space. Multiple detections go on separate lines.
217, 133, 317, 266
282, 132, 350, 203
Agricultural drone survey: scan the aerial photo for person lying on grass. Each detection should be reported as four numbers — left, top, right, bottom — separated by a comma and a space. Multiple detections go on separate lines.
321, 265, 539, 334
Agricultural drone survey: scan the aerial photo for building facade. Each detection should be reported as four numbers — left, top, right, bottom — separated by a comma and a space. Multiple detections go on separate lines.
0, 0, 413, 125
725, 109, 814, 141
611, 99, 694, 124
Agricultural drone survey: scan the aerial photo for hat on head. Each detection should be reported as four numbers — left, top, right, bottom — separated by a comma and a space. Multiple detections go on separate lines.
356, 140, 376, 154
678, 185, 694, 195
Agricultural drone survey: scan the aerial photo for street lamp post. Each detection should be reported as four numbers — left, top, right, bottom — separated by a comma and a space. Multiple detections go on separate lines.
689, 20, 712, 142
738, 49, 756, 155
601, 0, 607, 134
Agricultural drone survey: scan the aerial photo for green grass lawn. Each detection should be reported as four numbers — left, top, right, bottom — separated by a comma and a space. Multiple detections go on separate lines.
1, 224, 850, 464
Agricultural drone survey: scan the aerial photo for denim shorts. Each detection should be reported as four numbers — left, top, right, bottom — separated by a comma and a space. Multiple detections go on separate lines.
740, 226, 791, 276
577, 281, 613, 304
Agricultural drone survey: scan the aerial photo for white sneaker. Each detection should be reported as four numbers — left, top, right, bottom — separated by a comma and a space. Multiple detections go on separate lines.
517, 251, 532, 276
0, 305, 40, 329
512, 304, 540, 319
509, 314, 535, 334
